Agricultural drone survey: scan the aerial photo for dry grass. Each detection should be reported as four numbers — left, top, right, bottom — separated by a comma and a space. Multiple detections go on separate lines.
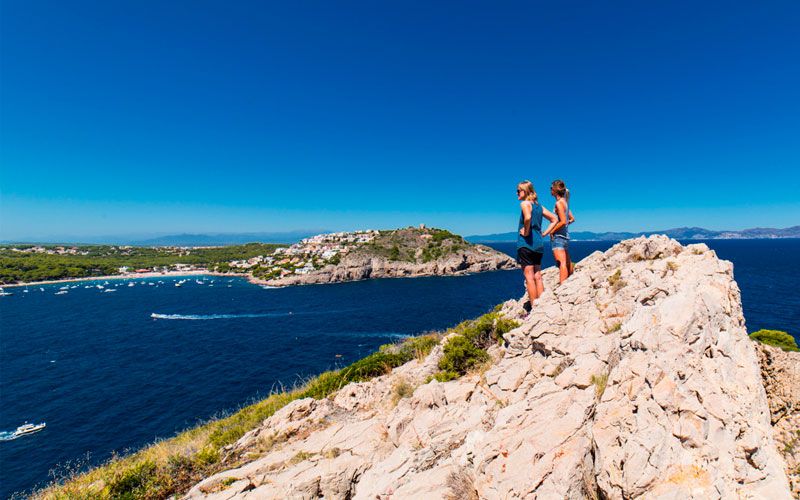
590, 372, 609, 399
606, 321, 622, 334
445, 469, 479, 500
390, 378, 415, 406
607, 269, 626, 293
289, 450, 314, 465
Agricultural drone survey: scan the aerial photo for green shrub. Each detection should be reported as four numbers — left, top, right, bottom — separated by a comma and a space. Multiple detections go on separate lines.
449, 312, 518, 348
439, 336, 489, 375
430, 371, 459, 382
749, 329, 799, 352
107, 460, 157, 499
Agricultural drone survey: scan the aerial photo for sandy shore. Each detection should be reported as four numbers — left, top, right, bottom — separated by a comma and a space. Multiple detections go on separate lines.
1, 270, 234, 288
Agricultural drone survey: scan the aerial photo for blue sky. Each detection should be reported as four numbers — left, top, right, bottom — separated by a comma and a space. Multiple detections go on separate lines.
1, 1, 798, 240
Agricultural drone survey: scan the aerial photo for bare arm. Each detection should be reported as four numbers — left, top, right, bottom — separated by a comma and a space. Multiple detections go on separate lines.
542, 207, 558, 223
519, 201, 532, 237
543, 200, 568, 237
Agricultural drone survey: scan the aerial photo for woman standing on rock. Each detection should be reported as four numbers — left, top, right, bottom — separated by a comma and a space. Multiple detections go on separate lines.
516, 181, 550, 311
542, 179, 574, 283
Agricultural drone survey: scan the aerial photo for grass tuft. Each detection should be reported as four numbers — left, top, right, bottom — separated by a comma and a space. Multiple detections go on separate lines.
608, 270, 626, 292
590, 372, 609, 399
390, 378, 415, 406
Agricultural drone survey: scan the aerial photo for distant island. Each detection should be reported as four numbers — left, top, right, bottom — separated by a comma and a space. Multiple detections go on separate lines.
467, 225, 800, 242
0, 227, 515, 287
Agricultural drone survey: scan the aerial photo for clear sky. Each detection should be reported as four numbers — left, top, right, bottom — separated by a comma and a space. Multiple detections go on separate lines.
1, 0, 798, 240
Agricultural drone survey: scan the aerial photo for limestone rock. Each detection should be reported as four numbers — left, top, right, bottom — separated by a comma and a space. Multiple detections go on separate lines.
185, 236, 793, 499
756, 343, 800, 497
261, 244, 516, 287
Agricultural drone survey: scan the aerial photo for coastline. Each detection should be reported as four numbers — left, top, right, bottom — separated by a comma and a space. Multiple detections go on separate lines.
1, 270, 234, 288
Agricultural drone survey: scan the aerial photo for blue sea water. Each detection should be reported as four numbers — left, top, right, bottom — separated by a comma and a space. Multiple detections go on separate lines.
1, 239, 798, 497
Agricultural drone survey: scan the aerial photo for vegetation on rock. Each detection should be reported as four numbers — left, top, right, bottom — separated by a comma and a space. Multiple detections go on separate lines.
32, 331, 446, 499
433, 312, 519, 381
749, 329, 799, 352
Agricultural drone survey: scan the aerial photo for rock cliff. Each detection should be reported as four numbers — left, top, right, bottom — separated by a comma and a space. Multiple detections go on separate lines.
755, 343, 800, 497
263, 244, 515, 287
186, 236, 794, 499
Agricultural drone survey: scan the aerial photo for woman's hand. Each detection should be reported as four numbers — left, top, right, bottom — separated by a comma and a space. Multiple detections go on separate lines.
519, 228, 527, 237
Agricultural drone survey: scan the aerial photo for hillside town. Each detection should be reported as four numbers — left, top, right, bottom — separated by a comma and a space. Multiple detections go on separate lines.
231, 230, 380, 279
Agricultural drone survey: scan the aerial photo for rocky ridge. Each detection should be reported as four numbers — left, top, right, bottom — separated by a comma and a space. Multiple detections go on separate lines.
262, 244, 515, 287
186, 236, 794, 499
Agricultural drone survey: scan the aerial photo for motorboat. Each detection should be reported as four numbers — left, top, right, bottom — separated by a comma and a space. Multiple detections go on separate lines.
55, 290, 68, 295
15, 422, 46, 437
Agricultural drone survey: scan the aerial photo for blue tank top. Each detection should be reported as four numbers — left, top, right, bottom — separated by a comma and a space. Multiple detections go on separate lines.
517, 201, 544, 252
553, 199, 569, 239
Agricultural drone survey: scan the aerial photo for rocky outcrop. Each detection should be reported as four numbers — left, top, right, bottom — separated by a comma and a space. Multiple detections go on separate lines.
262, 244, 516, 287
186, 236, 793, 499
755, 343, 800, 496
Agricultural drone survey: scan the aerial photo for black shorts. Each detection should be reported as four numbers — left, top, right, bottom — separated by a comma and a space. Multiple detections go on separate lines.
517, 247, 543, 267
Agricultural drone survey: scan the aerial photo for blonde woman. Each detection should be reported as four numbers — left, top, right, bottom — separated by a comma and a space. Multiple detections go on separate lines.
542, 179, 575, 283
516, 181, 555, 311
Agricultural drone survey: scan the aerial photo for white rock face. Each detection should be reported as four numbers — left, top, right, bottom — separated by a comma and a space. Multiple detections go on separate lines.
185, 236, 792, 499
261, 244, 516, 287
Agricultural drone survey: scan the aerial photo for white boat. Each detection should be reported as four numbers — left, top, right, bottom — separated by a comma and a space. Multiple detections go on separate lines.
55, 290, 68, 295
175, 283, 182, 287
128, 282, 135, 287
104, 289, 116, 293
0, 291, 12, 296
15, 422, 46, 437
59, 285, 69, 290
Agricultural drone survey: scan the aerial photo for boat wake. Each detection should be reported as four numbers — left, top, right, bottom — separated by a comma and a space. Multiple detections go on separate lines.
0, 431, 18, 441
151, 313, 282, 320
149, 310, 357, 320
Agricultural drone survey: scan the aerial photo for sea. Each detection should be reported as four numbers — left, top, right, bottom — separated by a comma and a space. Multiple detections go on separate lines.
1, 239, 798, 497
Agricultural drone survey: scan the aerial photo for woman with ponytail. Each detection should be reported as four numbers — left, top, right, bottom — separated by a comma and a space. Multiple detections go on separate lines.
516, 181, 550, 312
542, 179, 574, 283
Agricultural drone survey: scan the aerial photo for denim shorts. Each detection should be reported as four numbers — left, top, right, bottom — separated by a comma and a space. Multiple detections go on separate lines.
551, 235, 569, 250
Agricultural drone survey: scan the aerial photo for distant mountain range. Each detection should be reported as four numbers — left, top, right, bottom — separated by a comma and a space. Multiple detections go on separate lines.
2, 230, 327, 247
130, 231, 325, 246
466, 226, 800, 242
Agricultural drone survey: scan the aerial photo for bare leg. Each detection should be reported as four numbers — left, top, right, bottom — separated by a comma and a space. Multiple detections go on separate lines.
565, 248, 574, 277
533, 265, 544, 297
523, 265, 539, 305
552, 249, 569, 283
